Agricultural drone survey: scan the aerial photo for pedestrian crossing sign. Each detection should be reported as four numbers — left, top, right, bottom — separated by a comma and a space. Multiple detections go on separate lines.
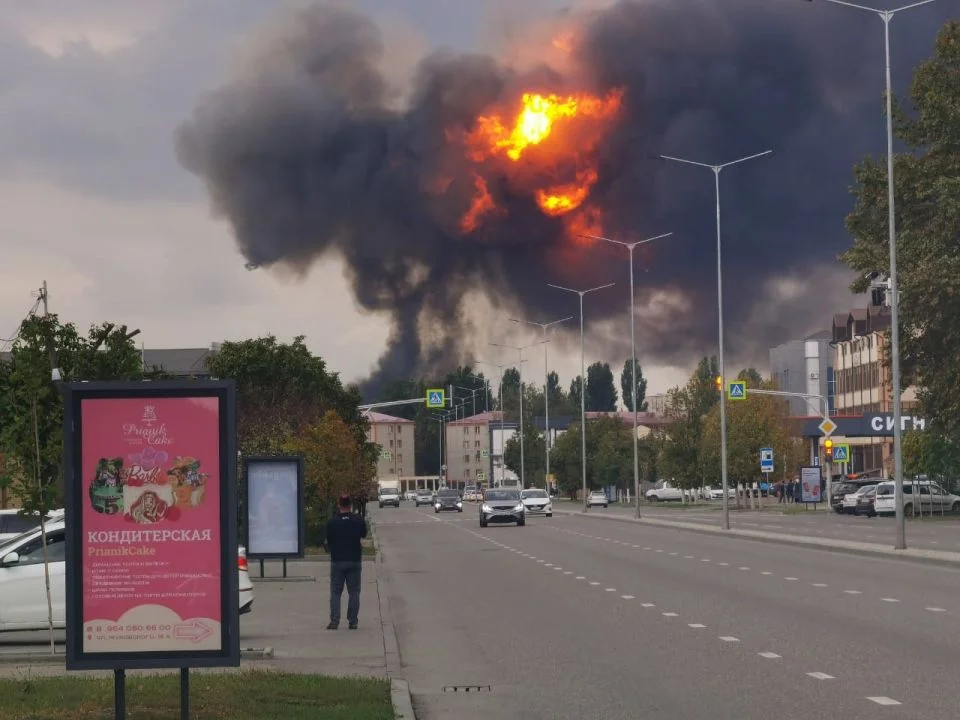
426, 388, 445, 408
832, 444, 850, 462
727, 381, 747, 400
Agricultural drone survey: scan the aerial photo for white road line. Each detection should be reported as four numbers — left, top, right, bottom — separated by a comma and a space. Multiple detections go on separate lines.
701, 559, 711, 562
688, 624, 706, 629
656, 549, 664, 553
807, 672, 834, 680
866, 697, 901, 706
662, 612, 678, 617
880, 598, 899, 603
641, 603, 656, 608
564, 571, 573, 575
758, 652, 781, 659
812, 583, 828, 587
925, 607, 947, 612
784, 577, 799, 581
760, 571, 773, 576
739, 567, 750, 571
632, 544, 640, 548
719, 636, 739, 642
843, 590, 862, 595
575, 576, 586, 580
605, 588, 617, 592
684, 555, 694, 559
622, 595, 635, 600
718, 562, 729, 566
589, 581, 600, 586
553, 567, 563, 571
545, 563, 553, 566
643, 547, 652, 551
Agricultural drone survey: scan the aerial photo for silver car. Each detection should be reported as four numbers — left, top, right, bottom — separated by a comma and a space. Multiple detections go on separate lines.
520, 489, 553, 517
586, 490, 608, 508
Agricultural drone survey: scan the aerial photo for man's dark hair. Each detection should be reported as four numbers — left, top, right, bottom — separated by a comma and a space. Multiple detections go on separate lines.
338, 493, 352, 510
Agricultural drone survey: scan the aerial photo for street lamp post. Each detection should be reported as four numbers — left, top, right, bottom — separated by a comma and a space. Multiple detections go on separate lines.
455, 386, 480, 416
660, 150, 772, 531
477, 361, 506, 486
547, 282, 616, 511
509, 316, 574, 492
582, 232, 673, 517
802, 0, 940, 558
490, 342, 548, 488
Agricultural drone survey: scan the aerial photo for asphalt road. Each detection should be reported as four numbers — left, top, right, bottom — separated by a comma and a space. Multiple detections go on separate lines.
376, 503, 960, 720
562, 499, 960, 552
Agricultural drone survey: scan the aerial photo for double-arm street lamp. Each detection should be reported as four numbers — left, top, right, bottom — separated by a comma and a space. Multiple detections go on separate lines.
509, 316, 574, 492
659, 150, 771, 531
547, 282, 615, 511
582, 232, 673, 517
489, 341, 549, 488
800, 0, 941, 555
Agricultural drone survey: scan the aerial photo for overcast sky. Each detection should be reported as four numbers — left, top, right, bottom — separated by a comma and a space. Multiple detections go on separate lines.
0, 0, 929, 398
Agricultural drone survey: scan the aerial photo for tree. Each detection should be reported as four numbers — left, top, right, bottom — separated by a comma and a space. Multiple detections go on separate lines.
206, 336, 365, 454
737, 368, 763, 387
903, 430, 960, 491
284, 411, 377, 543
0, 314, 144, 513
586, 362, 617, 411
620, 358, 648, 412
569, 376, 583, 411
547, 416, 635, 498
503, 422, 546, 488
841, 21, 960, 438
499, 367, 521, 417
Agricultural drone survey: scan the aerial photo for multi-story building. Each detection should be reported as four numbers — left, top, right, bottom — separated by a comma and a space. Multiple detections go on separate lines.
445, 411, 495, 487
363, 411, 416, 482
768, 331, 835, 416
830, 300, 919, 475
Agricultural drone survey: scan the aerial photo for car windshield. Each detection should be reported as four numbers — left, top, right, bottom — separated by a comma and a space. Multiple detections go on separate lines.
381, 488, 399, 495
438, 490, 459, 498
875, 484, 895, 496
486, 490, 519, 501
522, 490, 548, 499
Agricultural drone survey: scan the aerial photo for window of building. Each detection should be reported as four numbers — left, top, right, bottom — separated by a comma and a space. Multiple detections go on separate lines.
397, 439, 402, 449
396, 425, 402, 433
463, 441, 470, 450
397, 454, 402, 463
475, 426, 481, 434
465, 469, 471, 477
389, 439, 394, 448
463, 454, 470, 463
389, 425, 394, 434
475, 440, 481, 448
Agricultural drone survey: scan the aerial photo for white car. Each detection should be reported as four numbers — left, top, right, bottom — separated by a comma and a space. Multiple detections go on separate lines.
841, 484, 877, 514
520, 489, 552, 517
707, 486, 736, 500
646, 481, 683, 502
0, 518, 253, 632
873, 480, 960, 517
586, 490, 608, 508
0, 508, 64, 544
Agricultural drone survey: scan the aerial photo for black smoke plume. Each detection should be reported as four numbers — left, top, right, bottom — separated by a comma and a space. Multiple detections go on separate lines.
176, 0, 952, 396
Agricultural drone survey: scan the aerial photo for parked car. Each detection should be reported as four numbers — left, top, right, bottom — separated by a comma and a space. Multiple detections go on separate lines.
479, 489, 525, 527
520, 489, 552, 517
874, 480, 960, 517
0, 509, 64, 544
434, 489, 463, 513
587, 490, 609, 508
0, 518, 253, 632
841, 484, 877, 514
830, 479, 880, 514
854, 486, 878, 517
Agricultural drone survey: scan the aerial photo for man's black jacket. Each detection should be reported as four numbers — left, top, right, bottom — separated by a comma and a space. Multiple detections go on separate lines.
325, 512, 368, 562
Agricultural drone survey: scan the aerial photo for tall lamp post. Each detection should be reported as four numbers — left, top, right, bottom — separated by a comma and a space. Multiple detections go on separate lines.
477, 361, 506, 486
582, 232, 672, 517
509, 316, 574, 492
547, 282, 616, 511
660, 150, 771, 531
490, 341, 549, 488
800, 0, 940, 557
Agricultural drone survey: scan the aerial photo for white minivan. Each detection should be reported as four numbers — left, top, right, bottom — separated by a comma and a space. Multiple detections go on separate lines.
873, 480, 960, 516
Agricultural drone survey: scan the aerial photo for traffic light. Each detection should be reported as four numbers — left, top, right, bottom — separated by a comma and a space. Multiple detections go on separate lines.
715, 375, 722, 392
824, 438, 833, 460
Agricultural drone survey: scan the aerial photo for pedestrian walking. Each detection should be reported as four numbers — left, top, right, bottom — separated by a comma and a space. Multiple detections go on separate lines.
325, 493, 368, 630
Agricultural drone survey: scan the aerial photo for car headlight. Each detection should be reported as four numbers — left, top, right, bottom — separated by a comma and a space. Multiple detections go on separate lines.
481, 504, 492, 513
456, 501, 463, 508
514, 503, 524, 512
435, 502, 441, 508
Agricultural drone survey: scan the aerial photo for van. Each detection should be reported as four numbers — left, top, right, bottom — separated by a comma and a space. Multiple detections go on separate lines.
873, 480, 960, 516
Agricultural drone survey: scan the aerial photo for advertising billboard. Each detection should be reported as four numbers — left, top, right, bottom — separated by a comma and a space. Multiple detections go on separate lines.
62, 381, 239, 671
243, 456, 304, 559
799, 466, 823, 504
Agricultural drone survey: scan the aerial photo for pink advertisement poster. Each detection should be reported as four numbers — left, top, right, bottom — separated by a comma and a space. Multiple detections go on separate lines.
80, 396, 222, 654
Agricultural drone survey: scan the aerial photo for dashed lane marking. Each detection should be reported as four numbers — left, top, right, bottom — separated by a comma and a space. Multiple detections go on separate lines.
758, 652, 781, 659
807, 672, 834, 680
866, 697, 901, 706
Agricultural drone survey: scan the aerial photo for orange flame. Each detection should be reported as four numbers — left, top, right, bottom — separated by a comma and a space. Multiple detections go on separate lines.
536, 168, 598, 216
460, 174, 498, 233
552, 32, 575, 52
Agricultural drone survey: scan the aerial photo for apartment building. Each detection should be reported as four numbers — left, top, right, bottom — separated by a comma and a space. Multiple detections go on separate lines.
363, 411, 416, 480
444, 411, 504, 487
831, 301, 919, 475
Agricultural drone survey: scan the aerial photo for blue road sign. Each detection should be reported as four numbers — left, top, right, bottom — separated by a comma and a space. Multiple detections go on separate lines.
426, 388, 445, 408
832, 444, 850, 462
760, 447, 774, 473
727, 381, 746, 400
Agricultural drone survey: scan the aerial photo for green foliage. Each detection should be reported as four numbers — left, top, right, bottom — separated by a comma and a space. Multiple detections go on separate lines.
902, 430, 960, 491
657, 357, 719, 491
586, 362, 617, 411
620, 358, 648, 412
503, 421, 546, 488
0, 315, 144, 514
841, 21, 960, 439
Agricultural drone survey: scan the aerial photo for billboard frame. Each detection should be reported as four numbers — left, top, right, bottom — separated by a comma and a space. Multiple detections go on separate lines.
242, 455, 305, 560
62, 380, 239, 672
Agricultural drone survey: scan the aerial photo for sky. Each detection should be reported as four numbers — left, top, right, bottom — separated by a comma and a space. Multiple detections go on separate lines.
0, 0, 946, 400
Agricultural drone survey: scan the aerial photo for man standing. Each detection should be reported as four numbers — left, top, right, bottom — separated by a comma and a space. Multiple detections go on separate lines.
325, 493, 368, 629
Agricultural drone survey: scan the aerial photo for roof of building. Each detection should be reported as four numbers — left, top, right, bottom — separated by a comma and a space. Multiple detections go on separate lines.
535, 411, 672, 431
362, 410, 414, 424
446, 411, 505, 426
804, 330, 832, 341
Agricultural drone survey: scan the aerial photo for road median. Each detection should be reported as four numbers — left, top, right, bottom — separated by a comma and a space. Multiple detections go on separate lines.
554, 508, 960, 568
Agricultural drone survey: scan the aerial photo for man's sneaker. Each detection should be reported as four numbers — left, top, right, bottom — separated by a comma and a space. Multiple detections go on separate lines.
327, 622, 338, 630
348, 622, 358, 630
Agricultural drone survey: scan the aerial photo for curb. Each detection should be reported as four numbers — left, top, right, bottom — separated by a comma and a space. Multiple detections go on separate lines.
374, 532, 416, 718
0, 647, 274, 666
391, 678, 417, 719
554, 509, 960, 568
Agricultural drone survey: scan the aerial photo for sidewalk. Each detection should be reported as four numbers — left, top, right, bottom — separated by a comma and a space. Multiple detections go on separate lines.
553, 507, 960, 568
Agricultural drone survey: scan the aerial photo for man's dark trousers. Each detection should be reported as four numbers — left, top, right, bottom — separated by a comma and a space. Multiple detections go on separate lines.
330, 561, 362, 626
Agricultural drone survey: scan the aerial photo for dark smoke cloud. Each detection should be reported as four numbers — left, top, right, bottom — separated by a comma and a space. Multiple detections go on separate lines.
176, 0, 952, 395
